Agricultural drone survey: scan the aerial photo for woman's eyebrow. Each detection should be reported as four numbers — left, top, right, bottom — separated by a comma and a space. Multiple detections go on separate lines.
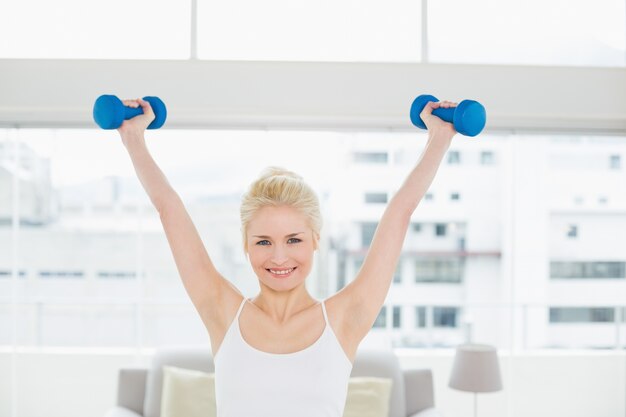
252, 232, 304, 239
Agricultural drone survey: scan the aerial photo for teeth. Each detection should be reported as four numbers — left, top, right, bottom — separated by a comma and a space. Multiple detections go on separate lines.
269, 268, 294, 275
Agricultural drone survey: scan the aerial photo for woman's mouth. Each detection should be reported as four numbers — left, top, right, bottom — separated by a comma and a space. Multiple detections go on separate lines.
266, 267, 297, 278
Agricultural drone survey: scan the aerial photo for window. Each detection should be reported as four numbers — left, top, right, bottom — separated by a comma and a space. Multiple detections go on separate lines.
610, 155, 621, 169
434, 307, 458, 327
364, 192, 388, 204
415, 307, 426, 328
39, 271, 84, 279
429, 0, 626, 67
0, 270, 27, 278
481, 151, 494, 165
393, 306, 402, 328
567, 225, 578, 238
412, 223, 422, 232
373, 306, 387, 328
354, 258, 364, 274
424, 193, 434, 201
353, 152, 388, 164
415, 258, 463, 283
361, 222, 378, 247
550, 262, 626, 279
450, 192, 460, 201
447, 151, 460, 164
197, 0, 422, 62
550, 307, 615, 323
97, 271, 137, 279
0, 0, 190, 59
435, 223, 447, 236
393, 265, 402, 284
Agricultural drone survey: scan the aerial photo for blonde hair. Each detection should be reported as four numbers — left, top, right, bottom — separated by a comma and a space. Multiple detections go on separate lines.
240, 166, 322, 256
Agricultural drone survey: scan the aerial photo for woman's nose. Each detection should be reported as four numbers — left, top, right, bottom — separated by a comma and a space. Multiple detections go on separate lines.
270, 247, 289, 264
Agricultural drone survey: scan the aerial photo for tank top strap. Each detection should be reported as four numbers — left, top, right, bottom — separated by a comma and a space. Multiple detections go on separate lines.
321, 300, 330, 326
235, 297, 247, 319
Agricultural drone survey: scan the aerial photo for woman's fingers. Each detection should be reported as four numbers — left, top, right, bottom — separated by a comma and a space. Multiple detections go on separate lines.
122, 99, 140, 108
439, 100, 459, 108
137, 98, 155, 118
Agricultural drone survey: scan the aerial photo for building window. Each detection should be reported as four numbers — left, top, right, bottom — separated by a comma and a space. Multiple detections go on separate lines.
424, 193, 434, 201
364, 192, 388, 204
450, 192, 460, 201
481, 151, 494, 165
448, 151, 460, 164
550, 261, 626, 279
435, 223, 447, 236
415, 307, 427, 328
353, 152, 388, 164
549, 307, 614, 323
567, 225, 578, 238
434, 307, 458, 327
412, 223, 422, 232
373, 306, 387, 328
361, 222, 378, 247
0, 270, 27, 278
97, 271, 137, 279
393, 265, 402, 284
39, 271, 84, 278
354, 258, 364, 274
610, 155, 621, 170
415, 258, 463, 283
393, 306, 402, 328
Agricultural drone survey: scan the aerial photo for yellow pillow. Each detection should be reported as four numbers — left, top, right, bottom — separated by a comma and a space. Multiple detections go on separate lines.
160, 366, 217, 417
343, 377, 393, 417
161, 366, 391, 417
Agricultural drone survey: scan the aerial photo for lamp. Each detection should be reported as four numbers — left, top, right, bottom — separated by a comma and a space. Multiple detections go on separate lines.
448, 343, 503, 417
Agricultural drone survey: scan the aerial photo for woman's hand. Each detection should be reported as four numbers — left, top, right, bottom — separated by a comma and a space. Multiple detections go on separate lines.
116, 98, 156, 148
420, 100, 458, 143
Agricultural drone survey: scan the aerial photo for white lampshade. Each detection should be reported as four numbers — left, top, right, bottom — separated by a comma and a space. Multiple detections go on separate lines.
449, 344, 503, 393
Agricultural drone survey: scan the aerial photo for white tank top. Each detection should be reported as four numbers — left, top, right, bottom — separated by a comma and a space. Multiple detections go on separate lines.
214, 297, 354, 417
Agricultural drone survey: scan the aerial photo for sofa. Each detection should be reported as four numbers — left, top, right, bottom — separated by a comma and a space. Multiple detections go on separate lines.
103, 346, 443, 417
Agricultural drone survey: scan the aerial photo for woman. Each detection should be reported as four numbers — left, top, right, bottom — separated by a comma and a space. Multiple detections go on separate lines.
117, 98, 457, 416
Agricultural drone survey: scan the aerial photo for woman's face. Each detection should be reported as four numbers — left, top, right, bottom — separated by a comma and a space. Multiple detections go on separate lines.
246, 205, 317, 291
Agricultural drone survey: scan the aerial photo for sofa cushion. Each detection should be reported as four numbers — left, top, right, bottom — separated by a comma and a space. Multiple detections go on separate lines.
159, 366, 392, 417
160, 366, 216, 417
343, 377, 393, 417
144, 347, 216, 417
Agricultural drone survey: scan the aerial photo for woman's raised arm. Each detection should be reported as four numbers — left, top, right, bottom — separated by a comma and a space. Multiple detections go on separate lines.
330, 100, 458, 345
118, 98, 233, 327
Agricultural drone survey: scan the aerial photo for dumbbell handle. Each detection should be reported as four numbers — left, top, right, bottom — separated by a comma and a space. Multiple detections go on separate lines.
430, 106, 456, 125
123, 104, 147, 121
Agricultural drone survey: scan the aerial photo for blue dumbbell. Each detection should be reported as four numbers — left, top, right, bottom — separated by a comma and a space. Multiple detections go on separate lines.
93, 95, 167, 129
410, 94, 486, 137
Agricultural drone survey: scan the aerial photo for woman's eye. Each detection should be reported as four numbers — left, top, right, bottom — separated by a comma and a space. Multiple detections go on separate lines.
256, 238, 301, 245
